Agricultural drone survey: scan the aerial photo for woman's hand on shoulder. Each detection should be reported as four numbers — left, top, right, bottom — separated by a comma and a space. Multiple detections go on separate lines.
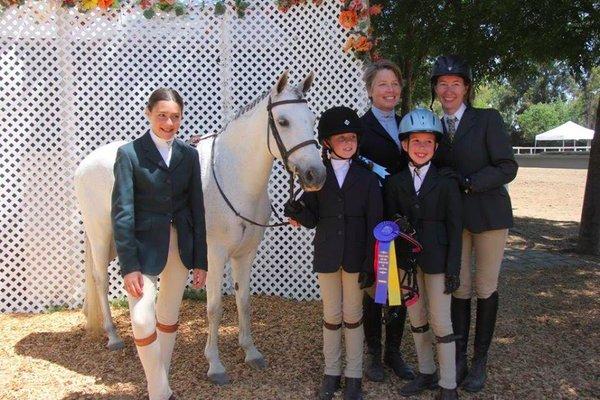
123, 271, 144, 298
193, 268, 207, 289
288, 218, 301, 228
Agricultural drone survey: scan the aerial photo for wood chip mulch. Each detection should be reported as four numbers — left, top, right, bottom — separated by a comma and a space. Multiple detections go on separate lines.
1, 263, 598, 399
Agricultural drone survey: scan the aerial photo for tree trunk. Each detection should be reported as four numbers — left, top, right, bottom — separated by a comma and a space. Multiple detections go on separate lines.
577, 96, 600, 254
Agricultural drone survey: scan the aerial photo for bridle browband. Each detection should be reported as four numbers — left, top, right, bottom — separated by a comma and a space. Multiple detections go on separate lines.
210, 96, 318, 228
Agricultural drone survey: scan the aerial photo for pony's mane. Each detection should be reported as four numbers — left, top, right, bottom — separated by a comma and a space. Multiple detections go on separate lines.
231, 86, 304, 120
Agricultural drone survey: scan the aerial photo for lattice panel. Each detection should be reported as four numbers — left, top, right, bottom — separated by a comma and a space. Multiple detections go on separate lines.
0, 0, 369, 313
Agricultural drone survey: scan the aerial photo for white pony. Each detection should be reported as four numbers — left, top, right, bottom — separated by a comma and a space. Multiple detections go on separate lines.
74, 71, 326, 384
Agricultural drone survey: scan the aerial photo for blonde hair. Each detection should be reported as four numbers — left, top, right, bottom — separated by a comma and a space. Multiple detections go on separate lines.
362, 59, 403, 94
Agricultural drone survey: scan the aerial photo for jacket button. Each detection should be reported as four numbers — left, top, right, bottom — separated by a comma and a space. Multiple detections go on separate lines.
338, 197, 343, 203
165, 178, 171, 184
337, 214, 343, 219
337, 230, 342, 235
414, 204, 420, 209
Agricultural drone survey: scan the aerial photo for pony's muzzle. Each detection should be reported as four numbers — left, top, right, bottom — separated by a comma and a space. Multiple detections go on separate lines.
298, 165, 326, 191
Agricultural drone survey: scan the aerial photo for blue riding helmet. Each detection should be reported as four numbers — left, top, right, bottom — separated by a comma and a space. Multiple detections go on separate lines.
398, 108, 443, 142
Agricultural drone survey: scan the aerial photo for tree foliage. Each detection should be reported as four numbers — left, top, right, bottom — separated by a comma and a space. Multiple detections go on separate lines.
517, 102, 573, 143
372, 0, 600, 113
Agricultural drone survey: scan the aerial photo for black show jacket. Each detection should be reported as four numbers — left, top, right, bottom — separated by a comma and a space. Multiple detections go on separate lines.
290, 160, 383, 274
433, 107, 518, 233
359, 109, 408, 177
384, 164, 462, 276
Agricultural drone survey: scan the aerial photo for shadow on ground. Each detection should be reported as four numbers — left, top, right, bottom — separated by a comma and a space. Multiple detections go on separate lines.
8, 265, 599, 400
509, 216, 582, 252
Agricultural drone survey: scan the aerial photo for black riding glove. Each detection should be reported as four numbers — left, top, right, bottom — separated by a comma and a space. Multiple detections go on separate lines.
393, 213, 414, 233
283, 200, 304, 217
438, 167, 471, 192
358, 271, 375, 289
444, 274, 460, 294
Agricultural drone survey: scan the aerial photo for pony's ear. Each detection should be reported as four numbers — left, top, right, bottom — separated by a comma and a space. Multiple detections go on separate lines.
298, 71, 314, 94
274, 70, 289, 95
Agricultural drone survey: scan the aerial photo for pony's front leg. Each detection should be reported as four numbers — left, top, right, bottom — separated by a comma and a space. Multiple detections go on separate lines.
204, 247, 230, 385
230, 252, 266, 370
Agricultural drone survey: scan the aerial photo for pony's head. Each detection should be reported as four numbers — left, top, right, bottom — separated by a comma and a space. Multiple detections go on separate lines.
267, 71, 326, 192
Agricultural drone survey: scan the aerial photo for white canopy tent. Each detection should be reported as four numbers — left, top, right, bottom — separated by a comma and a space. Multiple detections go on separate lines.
535, 121, 594, 148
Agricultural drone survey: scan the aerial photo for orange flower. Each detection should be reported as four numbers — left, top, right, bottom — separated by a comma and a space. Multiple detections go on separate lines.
339, 10, 358, 29
353, 35, 373, 52
97, 0, 113, 9
343, 36, 355, 52
369, 4, 382, 15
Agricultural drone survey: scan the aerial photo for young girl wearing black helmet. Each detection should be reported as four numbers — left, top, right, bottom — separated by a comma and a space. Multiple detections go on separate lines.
384, 108, 462, 400
285, 106, 383, 400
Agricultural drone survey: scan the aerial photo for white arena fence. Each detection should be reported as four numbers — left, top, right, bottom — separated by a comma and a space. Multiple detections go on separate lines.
513, 146, 591, 154
0, 0, 370, 313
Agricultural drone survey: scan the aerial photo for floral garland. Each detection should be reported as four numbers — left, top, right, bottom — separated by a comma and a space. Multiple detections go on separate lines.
276, 0, 381, 61
338, 0, 381, 60
0, 0, 382, 60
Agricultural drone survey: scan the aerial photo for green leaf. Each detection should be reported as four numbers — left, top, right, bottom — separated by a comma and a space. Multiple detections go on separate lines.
174, 3, 185, 16
143, 8, 155, 19
214, 0, 225, 15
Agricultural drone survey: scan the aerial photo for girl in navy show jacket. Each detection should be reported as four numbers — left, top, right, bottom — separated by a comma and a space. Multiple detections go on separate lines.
285, 106, 382, 400
111, 88, 207, 400
385, 108, 462, 400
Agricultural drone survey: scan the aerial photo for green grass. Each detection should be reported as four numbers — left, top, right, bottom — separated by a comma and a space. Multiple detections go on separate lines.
45, 304, 69, 313
110, 297, 129, 309
183, 288, 206, 302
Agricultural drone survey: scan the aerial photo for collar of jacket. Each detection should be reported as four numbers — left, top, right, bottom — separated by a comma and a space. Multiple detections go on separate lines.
140, 131, 184, 171
325, 159, 360, 192
398, 163, 439, 199
363, 109, 400, 147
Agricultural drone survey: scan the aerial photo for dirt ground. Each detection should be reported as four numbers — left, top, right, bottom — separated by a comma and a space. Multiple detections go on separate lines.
1, 167, 598, 400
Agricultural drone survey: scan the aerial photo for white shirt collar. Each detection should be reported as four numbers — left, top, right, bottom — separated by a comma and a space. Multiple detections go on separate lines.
149, 130, 175, 149
331, 158, 351, 170
408, 161, 431, 177
444, 102, 467, 124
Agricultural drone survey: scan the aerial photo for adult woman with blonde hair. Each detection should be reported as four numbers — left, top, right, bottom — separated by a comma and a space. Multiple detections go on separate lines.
359, 59, 414, 382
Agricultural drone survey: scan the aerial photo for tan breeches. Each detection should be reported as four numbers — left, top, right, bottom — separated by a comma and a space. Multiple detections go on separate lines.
454, 228, 508, 299
317, 269, 364, 378
403, 269, 456, 389
126, 226, 189, 400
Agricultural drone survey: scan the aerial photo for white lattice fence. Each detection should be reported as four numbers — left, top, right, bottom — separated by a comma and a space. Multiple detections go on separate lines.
0, 0, 369, 313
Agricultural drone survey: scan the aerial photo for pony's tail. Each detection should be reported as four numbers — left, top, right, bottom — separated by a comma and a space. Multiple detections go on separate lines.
83, 233, 103, 335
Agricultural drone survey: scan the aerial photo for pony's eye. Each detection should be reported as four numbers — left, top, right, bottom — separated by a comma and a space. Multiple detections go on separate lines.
277, 118, 289, 127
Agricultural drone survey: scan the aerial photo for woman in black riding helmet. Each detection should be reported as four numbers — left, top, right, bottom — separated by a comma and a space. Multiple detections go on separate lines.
431, 55, 518, 393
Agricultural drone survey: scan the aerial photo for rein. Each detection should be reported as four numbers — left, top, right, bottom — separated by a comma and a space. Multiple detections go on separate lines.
192, 96, 318, 228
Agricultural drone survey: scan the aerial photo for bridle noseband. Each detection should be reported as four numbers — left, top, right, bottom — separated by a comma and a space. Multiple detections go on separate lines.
211, 96, 318, 228
266, 97, 319, 171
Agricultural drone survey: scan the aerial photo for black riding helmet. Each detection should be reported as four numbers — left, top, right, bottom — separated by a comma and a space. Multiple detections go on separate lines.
317, 106, 363, 143
430, 55, 473, 108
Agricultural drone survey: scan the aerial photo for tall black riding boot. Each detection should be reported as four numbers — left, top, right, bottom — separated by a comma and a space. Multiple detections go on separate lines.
451, 296, 471, 385
384, 305, 415, 380
363, 294, 384, 382
462, 291, 499, 393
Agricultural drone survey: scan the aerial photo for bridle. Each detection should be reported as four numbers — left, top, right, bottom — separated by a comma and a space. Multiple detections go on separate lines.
210, 96, 318, 228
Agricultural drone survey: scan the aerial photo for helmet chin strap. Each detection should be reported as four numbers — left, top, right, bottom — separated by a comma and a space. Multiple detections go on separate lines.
325, 139, 354, 160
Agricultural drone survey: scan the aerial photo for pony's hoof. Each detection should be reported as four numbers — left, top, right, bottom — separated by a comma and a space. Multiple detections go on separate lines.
208, 372, 231, 386
246, 357, 267, 370
107, 341, 125, 351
